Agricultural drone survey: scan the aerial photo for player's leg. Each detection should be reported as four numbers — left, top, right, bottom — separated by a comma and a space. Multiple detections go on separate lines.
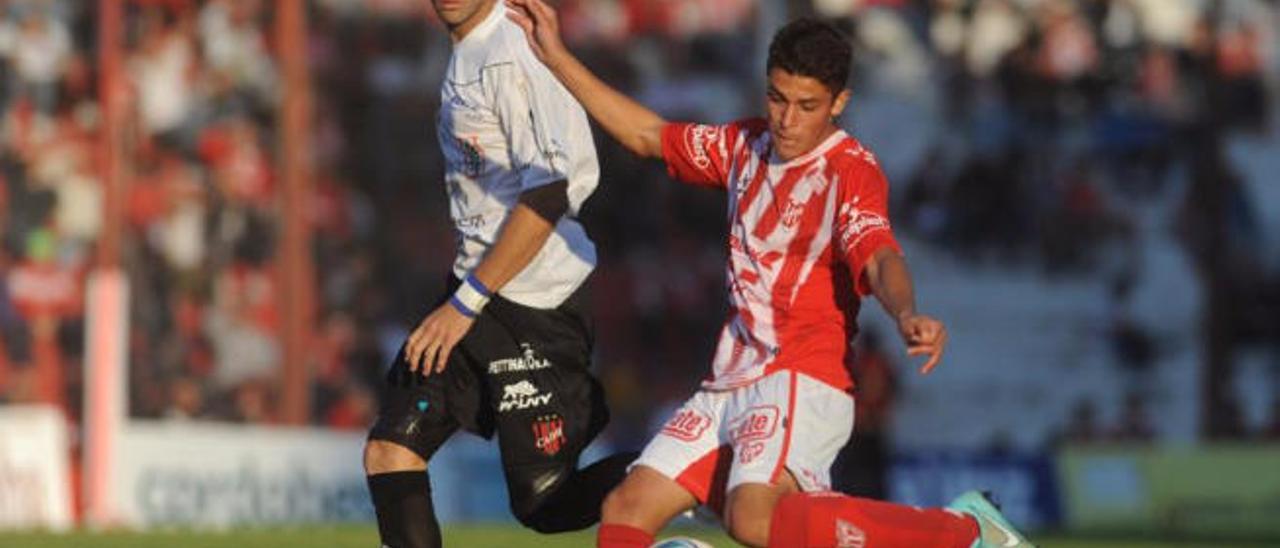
597, 465, 699, 547
598, 390, 729, 547
744, 372, 1010, 547
484, 290, 636, 532
495, 372, 635, 533
722, 472, 801, 546
366, 309, 493, 548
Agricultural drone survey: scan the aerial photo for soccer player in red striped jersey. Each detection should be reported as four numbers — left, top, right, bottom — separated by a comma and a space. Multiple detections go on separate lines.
509, 2, 1035, 547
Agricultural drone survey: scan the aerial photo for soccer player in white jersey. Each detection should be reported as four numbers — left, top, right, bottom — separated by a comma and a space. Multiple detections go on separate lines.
363, 1, 634, 547
508, 1, 1035, 547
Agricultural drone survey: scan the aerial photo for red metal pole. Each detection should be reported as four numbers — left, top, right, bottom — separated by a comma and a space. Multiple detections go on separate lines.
83, 0, 128, 528
276, 0, 315, 425
98, 0, 124, 270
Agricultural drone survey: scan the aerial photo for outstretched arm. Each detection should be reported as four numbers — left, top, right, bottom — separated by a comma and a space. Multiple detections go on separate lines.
507, 0, 666, 159
863, 247, 948, 374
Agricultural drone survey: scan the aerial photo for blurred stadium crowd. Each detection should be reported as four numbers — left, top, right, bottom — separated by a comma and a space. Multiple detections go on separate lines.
0, 0, 1277, 455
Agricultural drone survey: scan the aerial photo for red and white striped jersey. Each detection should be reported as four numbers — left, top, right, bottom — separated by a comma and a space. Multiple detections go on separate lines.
661, 119, 901, 391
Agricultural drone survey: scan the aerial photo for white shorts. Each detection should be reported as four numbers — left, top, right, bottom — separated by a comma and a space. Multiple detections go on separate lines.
634, 370, 854, 513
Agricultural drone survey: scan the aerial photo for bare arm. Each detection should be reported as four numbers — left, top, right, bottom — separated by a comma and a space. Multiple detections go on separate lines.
472, 181, 566, 290
507, 0, 666, 159
404, 182, 567, 374
863, 247, 948, 374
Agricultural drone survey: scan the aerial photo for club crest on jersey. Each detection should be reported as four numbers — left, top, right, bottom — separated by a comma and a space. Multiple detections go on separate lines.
662, 408, 713, 442
499, 380, 553, 413
781, 197, 806, 228
531, 414, 566, 456
488, 343, 552, 374
457, 135, 484, 179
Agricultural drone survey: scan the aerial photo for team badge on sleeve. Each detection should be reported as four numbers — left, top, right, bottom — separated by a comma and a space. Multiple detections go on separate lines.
532, 414, 566, 456
837, 202, 890, 251
684, 125, 722, 172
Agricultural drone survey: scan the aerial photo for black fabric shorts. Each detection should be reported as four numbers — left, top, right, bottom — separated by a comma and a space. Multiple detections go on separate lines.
368, 278, 609, 475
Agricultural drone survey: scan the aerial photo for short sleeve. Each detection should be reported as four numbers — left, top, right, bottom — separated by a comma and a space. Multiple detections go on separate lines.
660, 122, 741, 189
487, 62, 572, 192
835, 158, 902, 297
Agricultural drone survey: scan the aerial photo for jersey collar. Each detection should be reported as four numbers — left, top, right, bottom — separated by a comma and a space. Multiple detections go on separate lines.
767, 128, 847, 169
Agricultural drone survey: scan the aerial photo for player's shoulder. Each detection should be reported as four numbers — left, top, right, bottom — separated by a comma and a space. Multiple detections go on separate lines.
826, 134, 882, 178
455, 18, 531, 78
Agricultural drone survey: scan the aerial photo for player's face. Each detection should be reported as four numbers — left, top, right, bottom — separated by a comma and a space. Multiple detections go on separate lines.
765, 68, 850, 162
433, 0, 497, 34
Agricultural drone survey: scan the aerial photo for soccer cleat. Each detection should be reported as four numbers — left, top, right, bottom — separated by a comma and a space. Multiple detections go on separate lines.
946, 490, 1036, 548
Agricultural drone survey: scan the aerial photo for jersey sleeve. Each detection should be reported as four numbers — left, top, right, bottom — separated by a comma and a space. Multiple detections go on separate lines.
660, 122, 740, 189
487, 61, 573, 193
835, 158, 902, 297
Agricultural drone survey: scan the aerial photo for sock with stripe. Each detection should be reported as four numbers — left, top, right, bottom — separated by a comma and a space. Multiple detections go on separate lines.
597, 523, 655, 548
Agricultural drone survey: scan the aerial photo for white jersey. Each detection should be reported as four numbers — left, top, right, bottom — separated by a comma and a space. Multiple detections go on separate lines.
438, 5, 599, 309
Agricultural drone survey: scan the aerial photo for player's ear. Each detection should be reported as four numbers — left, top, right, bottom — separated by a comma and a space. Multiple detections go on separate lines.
830, 89, 851, 119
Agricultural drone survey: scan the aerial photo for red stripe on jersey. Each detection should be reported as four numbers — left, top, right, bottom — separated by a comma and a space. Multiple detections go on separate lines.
735, 155, 771, 221
769, 182, 836, 307
750, 165, 811, 241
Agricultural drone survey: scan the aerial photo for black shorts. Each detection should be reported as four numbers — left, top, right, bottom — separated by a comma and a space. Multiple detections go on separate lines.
369, 278, 609, 472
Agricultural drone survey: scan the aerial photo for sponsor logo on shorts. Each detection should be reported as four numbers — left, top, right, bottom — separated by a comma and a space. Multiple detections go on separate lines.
738, 441, 765, 464
488, 343, 552, 375
661, 408, 713, 442
499, 380, 553, 412
531, 414, 566, 456
728, 405, 779, 445
836, 519, 866, 548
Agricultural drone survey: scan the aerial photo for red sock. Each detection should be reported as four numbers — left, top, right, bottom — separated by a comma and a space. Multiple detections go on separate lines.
598, 523, 655, 548
768, 492, 979, 547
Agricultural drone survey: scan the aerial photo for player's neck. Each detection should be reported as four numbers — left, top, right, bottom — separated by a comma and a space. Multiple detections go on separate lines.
447, 0, 498, 43
776, 124, 841, 163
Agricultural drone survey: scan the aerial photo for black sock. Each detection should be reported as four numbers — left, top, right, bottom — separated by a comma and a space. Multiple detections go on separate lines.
368, 471, 441, 548
522, 451, 640, 533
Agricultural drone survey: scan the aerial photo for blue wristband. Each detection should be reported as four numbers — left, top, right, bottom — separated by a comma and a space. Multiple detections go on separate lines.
448, 295, 478, 318
464, 274, 492, 298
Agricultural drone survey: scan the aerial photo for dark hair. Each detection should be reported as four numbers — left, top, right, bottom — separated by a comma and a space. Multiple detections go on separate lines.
766, 18, 852, 95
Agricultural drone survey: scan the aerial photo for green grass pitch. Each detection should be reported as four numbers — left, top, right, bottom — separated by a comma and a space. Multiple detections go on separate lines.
1, 524, 1275, 547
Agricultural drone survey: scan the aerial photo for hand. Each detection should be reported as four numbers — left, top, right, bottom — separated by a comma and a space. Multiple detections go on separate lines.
897, 313, 947, 374
506, 0, 568, 67
405, 303, 476, 376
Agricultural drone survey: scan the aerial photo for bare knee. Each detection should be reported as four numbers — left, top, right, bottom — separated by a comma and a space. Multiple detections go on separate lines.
600, 482, 646, 525
364, 439, 427, 475
600, 467, 695, 534
724, 502, 773, 548
725, 481, 797, 548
